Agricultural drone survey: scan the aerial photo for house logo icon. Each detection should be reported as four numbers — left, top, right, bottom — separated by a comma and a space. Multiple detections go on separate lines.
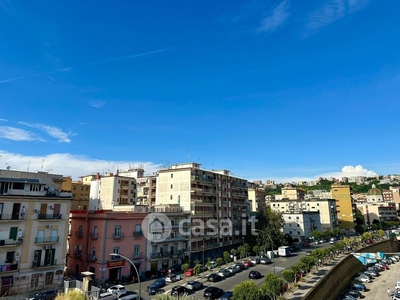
142, 212, 172, 242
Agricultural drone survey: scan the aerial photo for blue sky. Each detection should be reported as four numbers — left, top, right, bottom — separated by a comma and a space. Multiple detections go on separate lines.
0, 0, 399, 182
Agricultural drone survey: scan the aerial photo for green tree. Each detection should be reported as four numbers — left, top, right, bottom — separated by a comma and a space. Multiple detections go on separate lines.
216, 257, 224, 267
231, 248, 238, 258
193, 264, 201, 276
282, 269, 295, 283
223, 251, 231, 264
238, 246, 246, 258
377, 229, 385, 238
261, 273, 283, 300
181, 263, 190, 273
253, 245, 260, 256
244, 243, 251, 257
232, 280, 262, 300
300, 256, 316, 272
310, 230, 323, 240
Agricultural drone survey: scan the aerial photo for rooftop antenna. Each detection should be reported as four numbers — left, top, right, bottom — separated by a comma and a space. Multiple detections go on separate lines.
41, 159, 44, 171
27, 161, 31, 172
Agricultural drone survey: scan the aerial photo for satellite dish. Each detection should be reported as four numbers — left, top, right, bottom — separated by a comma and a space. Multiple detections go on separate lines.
15, 254, 20, 261
17, 230, 23, 238
6, 166, 11, 170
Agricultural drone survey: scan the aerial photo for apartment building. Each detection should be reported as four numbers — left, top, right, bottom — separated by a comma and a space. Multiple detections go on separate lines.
146, 204, 191, 272
156, 163, 248, 261
0, 169, 71, 296
248, 182, 267, 212
357, 203, 398, 225
270, 198, 339, 231
67, 209, 147, 283
282, 211, 321, 241
274, 187, 306, 200
330, 184, 356, 231
62, 177, 90, 210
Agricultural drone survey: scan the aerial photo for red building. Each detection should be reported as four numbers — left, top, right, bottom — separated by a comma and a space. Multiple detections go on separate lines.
67, 209, 147, 283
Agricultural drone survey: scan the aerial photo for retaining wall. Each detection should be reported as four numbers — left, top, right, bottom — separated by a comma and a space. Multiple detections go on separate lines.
303, 238, 400, 300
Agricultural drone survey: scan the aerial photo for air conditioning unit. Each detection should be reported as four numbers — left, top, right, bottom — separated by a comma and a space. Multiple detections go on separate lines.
78, 244, 83, 250
46, 225, 51, 229
49, 205, 54, 210
34, 209, 39, 213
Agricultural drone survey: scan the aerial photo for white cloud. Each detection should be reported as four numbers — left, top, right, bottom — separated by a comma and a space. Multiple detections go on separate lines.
89, 100, 106, 108
0, 126, 44, 141
19, 122, 72, 143
258, 0, 290, 33
305, 0, 370, 35
0, 151, 161, 181
0, 118, 7, 122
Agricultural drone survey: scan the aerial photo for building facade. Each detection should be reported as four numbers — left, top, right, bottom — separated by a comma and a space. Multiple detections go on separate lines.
330, 184, 356, 231
0, 169, 71, 296
156, 163, 248, 261
62, 177, 90, 210
67, 209, 148, 283
282, 211, 321, 241
248, 182, 267, 212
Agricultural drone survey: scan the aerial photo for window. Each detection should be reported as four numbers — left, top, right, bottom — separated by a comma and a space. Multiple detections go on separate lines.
289, 231, 292, 234
170, 195, 173, 200
297, 231, 300, 235
288, 216, 291, 219
297, 224, 300, 227
170, 184, 173, 189
45, 271, 53, 285
6, 251, 15, 263
112, 247, 120, 255
114, 226, 121, 238
134, 245, 140, 257
171, 174, 173, 178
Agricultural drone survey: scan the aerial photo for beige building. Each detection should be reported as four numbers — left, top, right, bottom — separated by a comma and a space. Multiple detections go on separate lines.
0, 169, 71, 295
156, 162, 248, 261
270, 198, 338, 231
330, 184, 356, 231
357, 203, 397, 225
248, 182, 267, 212
275, 187, 305, 200
61, 177, 90, 210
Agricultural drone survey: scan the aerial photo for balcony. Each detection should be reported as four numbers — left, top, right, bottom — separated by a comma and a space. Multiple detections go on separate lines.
0, 263, 18, 273
32, 261, 57, 269
90, 232, 98, 239
75, 231, 84, 238
150, 251, 170, 259
38, 214, 62, 220
133, 231, 143, 237
73, 250, 82, 258
87, 254, 97, 261
112, 233, 124, 239
34, 236, 59, 243
0, 239, 21, 247
0, 214, 25, 221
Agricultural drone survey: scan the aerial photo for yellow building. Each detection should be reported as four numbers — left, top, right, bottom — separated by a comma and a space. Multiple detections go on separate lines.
330, 184, 356, 231
62, 176, 90, 210
248, 182, 267, 212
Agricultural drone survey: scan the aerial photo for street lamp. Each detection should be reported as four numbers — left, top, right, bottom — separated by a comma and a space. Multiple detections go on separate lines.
252, 229, 275, 275
110, 253, 141, 299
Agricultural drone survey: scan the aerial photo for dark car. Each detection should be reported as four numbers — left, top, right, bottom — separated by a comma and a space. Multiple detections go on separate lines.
144, 270, 161, 279
235, 262, 246, 270
249, 270, 262, 279
169, 264, 182, 272
170, 286, 191, 297
185, 280, 203, 291
207, 273, 223, 282
221, 291, 233, 300
345, 289, 363, 298
29, 290, 58, 300
146, 286, 164, 296
349, 283, 366, 292
146, 278, 166, 294
204, 287, 224, 299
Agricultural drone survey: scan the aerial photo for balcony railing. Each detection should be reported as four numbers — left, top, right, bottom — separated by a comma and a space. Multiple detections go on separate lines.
34, 236, 59, 243
87, 254, 97, 261
112, 233, 124, 239
90, 232, 98, 239
38, 214, 62, 220
133, 231, 143, 237
150, 251, 171, 259
32, 261, 57, 268
0, 239, 21, 246
75, 231, 84, 238
0, 214, 25, 221
0, 263, 18, 273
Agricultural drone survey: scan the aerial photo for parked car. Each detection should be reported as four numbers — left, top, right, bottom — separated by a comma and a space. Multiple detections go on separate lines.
342, 294, 356, 300
146, 286, 164, 296
260, 257, 272, 264
29, 289, 58, 300
166, 273, 181, 283
330, 237, 337, 244
144, 270, 161, 279
227, 265, 241, 273
345, 289, 363, 298
250, 257, 261, 264
204, 287, 224, 299
185, 268, 194, 277
185, 280, 203, 291
354, 276, 370, 283
148, 278, 166, 289
249, 270, 262, 279
306, 250, 312, 256
169, 264, 182, 272
221, 291, 233, 300
235, 262, 246, 270
107, 285, 127, 297
349, 283, 366, 292
170, 286, 191, 297
218, 269, 233, 278
364, 270, 377, 278
303, 242, 310, 247
243, 260, 253, 268
208, 273, 223, 282
208, 261, 217, 269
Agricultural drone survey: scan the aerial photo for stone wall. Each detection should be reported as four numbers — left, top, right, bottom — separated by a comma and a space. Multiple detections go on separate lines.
303, 239, 400, 300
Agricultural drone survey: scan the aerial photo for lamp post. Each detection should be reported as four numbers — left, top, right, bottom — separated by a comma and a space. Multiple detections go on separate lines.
110, 253, 141, 299
252, 229, 275, 275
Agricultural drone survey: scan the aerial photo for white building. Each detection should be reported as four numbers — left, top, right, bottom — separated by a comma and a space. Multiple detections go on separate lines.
282, 211, 321, 241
